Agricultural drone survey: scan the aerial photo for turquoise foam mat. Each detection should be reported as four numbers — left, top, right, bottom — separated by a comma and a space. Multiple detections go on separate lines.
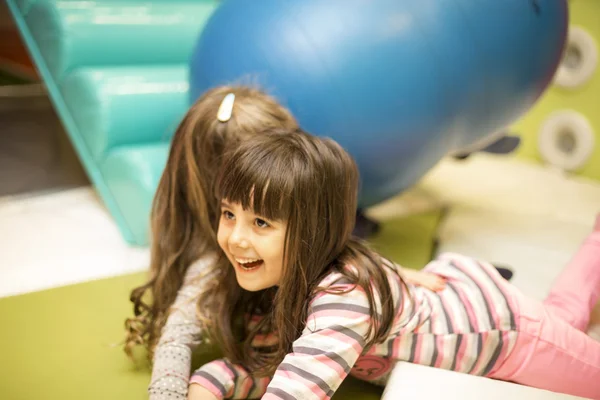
6, 0, 220, 245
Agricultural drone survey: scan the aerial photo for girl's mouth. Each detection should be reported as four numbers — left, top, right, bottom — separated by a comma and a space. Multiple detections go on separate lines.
235, 258, 264, 271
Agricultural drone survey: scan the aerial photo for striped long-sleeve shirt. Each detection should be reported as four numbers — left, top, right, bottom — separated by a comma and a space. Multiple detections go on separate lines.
188, 252, 520, 400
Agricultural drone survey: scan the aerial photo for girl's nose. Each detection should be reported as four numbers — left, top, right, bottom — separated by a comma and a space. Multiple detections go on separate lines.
229, 224, 250, 249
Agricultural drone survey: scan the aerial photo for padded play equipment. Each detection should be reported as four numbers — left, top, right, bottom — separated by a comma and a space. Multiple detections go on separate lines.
382, 362, 585, 400
5, 0, 220, 245
190, 0, 569, 208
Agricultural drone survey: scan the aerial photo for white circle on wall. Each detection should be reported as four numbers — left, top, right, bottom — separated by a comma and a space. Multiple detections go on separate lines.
538, 110, 595, 171
554, 25, 598, 89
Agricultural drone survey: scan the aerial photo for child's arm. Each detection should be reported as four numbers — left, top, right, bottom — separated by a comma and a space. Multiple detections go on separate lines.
187, 286, 372, 400
262, 286, 373, 400
148, 258, 214, 400
188, 288, 371, 400
189, 358, 272, 399
399, 267, 446, 292
383, 257, 446, 292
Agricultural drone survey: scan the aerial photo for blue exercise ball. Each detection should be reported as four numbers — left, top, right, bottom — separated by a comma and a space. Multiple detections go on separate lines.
190, 0, 568, 208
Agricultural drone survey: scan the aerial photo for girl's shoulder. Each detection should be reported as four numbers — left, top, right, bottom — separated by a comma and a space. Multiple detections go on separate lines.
315, 257, 400, 290
183, 252, 219, 284
312, 265, 376, 303
310, 272, 371, 312
317, 268, 352, 288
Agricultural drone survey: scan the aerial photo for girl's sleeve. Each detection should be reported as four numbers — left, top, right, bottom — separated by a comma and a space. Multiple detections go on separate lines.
190, 358, 272, 399
148, 258, 214, 400
263, 287, 372, 400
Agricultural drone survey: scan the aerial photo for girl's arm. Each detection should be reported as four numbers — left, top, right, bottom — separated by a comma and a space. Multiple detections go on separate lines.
383, 257, 446, 292
398, 266, 446, 292
263, 286, 373, 400
148, 258, 214, 400
188, 286, 372, 400
189, 358, 271, 399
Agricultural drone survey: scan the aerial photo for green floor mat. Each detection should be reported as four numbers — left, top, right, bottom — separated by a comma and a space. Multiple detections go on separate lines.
0, 210, 442, 400
368, 211, 443, 270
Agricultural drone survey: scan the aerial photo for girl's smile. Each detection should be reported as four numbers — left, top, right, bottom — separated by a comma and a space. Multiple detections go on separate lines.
234, 257, 264, 272
217, 200, 287, 291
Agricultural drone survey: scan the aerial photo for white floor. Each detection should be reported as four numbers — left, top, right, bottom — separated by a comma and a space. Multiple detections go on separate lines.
0, 188, 149, 298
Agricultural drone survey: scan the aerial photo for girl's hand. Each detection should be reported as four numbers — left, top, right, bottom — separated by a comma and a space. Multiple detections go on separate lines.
401, 268, 447, 292
187, 384, 219, 400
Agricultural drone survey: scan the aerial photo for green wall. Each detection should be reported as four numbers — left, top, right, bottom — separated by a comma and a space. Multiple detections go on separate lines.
511, 0, 599, 181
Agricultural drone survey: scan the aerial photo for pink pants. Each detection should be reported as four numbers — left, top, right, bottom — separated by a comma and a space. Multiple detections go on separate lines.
489, 230, 600, 399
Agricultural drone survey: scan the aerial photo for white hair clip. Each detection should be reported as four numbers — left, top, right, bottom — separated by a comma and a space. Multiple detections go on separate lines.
217, 93, 236, 122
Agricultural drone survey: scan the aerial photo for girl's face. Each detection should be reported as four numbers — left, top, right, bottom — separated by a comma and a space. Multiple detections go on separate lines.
217, 200, 287, 292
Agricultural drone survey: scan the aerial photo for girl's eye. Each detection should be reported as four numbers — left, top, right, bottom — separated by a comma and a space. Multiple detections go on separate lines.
222, 210, 235, 220
255, 218, 270, 228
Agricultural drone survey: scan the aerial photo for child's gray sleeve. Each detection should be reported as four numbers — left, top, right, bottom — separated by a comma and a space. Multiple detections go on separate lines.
148, 257, 214, 400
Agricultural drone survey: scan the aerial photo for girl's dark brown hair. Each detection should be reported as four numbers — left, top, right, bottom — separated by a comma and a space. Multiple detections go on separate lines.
123, 85, 298, 360
207, 129, 403, 375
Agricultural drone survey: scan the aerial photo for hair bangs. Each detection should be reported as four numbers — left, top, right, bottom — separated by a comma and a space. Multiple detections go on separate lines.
216, 142, 294, 222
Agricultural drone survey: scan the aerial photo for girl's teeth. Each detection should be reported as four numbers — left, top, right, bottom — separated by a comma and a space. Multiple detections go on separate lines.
238, 259, 264, 270
236, 258, 260, 264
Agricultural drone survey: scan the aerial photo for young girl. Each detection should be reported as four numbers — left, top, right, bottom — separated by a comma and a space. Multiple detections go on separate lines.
123, 86, 446, 399
187, 128, 600, 400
